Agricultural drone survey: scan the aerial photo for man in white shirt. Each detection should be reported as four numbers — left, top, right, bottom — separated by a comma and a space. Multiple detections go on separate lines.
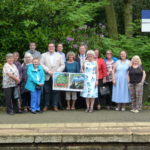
40, 43, 65, 111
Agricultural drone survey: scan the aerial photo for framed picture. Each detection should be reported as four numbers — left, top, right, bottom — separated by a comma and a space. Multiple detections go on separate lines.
53, 72, 85, 91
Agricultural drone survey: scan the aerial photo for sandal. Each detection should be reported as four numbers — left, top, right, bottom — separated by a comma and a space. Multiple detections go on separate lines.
66, 107, 70, 110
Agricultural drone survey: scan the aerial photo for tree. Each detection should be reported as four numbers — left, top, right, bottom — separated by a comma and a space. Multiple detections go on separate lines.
105, 0, 118, 39
124, 0, 134, 37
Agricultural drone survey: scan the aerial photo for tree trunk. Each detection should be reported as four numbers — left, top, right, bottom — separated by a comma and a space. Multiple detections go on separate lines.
105, 0, 118, 39
124, 0, 134, 37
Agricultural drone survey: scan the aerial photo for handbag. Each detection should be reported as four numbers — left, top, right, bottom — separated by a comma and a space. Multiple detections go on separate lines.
14, 86, 20, 99
99, 85, 110, 96
36, 85, 41, 90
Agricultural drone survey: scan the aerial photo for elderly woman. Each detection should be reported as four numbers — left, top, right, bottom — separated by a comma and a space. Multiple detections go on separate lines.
2, 53, 20, 115
81, 50, 98, 112
64, 51, 80, 110
25, 57, 45, 114
112, 50, 130, 111
128, 56, 146, 113
21, 53, 33, 112
104, 50, 118, 109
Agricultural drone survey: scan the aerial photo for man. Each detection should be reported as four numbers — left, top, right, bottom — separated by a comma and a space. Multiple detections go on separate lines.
75, 44, 87, 109
57, 43, 66, 62
75, 44, 87, 71
40, 43, 65, 111
26, 42, 41, 59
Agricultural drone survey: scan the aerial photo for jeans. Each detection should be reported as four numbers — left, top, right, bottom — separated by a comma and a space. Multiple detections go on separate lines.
44, 78, 60, 107
30, 89, 41, 112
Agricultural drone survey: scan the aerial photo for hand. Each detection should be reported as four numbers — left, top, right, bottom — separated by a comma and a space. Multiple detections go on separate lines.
16, 78, 20, 84
103, 77, 106, 84
113, 79, 116, 85
95, 80, 98, 86
48, 71, 53, 76
39, 84, 43, 86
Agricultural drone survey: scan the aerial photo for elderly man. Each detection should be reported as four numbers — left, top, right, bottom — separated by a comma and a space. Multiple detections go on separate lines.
40, 43, 65, 111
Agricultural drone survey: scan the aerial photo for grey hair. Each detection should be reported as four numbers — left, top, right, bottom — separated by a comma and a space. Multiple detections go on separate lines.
66, 51, 75, 60
23, 52, 33, 63
6, 53, 14, 60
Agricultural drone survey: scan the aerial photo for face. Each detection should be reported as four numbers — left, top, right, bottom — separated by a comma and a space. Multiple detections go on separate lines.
29, 43, 36, 51
79, 46, 86, 55
94, 50, 99, 58
33, 59, 39, 68
87, 54, 94, 60
133, 58, 139, 65
13, 53, 19, 61
68, 55, 74, 61
25, 56, 32, 64
57, 44, 63, 52
7, 57, 14, 64
106, 52, 112, 59
120, 51, 127, 60
48, 44, 55, 53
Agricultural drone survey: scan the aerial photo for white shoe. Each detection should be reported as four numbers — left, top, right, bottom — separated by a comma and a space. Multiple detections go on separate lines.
121, 108, 126, 111
131, 109, 139, 113
115, 107, 119, 111
134, 110, 139, 113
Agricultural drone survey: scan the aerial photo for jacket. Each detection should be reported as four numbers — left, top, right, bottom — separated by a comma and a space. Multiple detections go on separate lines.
97, 58, 107, 79
25, 64, 45, 92
40, 52, 65, 81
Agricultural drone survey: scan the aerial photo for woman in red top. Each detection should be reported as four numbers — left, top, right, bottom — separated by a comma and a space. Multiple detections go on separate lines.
94, 49, 107, 110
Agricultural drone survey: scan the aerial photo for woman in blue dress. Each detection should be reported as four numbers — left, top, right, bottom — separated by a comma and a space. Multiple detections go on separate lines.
112, 51, 130, 111
81, 50, 98, 112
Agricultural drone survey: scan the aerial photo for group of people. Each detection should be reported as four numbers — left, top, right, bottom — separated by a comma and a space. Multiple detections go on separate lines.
2, 42, 146, 115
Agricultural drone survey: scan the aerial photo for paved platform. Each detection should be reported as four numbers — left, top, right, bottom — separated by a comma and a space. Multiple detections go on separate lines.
0, 109, 149, 124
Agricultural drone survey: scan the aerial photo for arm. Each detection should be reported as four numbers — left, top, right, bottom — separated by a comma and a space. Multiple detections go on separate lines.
76, 62, 80, 73
40, 54, 50, 73
112, 63, 117, 85
39, 67, 45, 85
141, 70, 146, 84
57, 55, 65, 72
27, 66, 40, 85
101, 60, 107, 83
95, 62, 99, 86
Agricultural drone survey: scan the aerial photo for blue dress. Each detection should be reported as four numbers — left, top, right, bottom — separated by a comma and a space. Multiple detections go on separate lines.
80, 61, 98, 98
112, 60, 130, 103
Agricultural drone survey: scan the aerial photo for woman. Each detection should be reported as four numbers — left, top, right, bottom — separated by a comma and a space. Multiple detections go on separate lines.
64, 52, 80, 110
94, 49, 107, 110
128, 56, 146, 113
13, 52, 22, 113
81, 50, 98, 112
2, 53, 20, 115
104, 50, 118, 109
112, 50, 130, 111
25, 57, 45, 114
21, 53, 33, 112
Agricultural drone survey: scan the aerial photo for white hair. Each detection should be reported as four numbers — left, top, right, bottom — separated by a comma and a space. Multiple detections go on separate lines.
86, 50, 95, 57
24, 52, 33, 64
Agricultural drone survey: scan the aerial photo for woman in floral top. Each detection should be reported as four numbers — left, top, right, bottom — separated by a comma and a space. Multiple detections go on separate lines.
2, 53, 20, 115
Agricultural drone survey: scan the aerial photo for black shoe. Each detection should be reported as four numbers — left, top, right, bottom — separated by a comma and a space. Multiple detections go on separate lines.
7, 112, 15, 115
31, 111, 36, 114
36, 110, 42, 113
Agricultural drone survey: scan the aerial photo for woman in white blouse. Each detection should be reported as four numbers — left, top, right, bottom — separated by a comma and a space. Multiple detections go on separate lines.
2, 53, 20, 115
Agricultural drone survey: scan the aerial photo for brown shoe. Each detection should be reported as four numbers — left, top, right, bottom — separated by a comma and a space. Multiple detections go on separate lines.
54, 107, 58, 112
43, 107, 48, 112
